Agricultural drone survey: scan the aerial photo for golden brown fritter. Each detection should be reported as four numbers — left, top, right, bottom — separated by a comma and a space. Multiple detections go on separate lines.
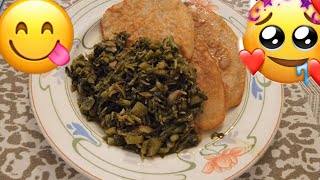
188, 4, 246, 109
190, 36, 226, 131
101, 0, 195, 59
100, 1, 246, 131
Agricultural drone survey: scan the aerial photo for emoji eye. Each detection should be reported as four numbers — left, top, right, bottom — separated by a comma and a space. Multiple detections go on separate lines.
42, 22, 53, 34
16, 22, 28, 34
259, 25, 285, 50
293, 26, 318, 51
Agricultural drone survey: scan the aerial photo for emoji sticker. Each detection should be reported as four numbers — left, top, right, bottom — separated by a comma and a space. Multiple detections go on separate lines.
242, 0, 320, 85
0, 0, 73, 74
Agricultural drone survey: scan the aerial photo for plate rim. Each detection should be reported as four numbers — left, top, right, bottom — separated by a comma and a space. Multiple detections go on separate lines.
29, 0, 284, 179
29, 78, 283, 180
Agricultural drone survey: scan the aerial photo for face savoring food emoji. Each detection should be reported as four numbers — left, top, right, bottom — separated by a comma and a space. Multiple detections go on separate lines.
0, 0, 73, 74
243, 0, 320, 84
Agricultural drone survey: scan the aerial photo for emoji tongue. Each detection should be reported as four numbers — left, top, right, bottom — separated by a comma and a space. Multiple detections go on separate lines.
48, 42, 70, 66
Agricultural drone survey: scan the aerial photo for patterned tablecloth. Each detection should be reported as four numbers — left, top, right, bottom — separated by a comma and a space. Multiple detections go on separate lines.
0, 0, 319, 179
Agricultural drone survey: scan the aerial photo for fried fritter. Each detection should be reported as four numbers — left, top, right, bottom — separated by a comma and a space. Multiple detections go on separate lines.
188, 4, 246, 109
101, 0, 195, 59
190, 36, 226, 131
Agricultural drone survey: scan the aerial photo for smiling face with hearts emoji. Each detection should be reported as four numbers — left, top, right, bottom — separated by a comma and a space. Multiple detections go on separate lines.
243, 0, 320, 84
0, 0, 73, 74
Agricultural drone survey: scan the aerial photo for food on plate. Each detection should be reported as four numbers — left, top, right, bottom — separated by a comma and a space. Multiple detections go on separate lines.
100, 0, 195, 59
187, 4, 246, 109
190, 35, 226, 131
66, 32, 207, 157
67, 0, 246, 157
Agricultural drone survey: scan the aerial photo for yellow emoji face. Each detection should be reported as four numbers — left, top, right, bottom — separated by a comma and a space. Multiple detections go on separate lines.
243, 0, 320, 83
0, 0, 73, 74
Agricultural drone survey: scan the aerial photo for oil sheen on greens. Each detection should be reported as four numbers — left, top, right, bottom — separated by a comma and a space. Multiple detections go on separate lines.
66, 32, 207, 158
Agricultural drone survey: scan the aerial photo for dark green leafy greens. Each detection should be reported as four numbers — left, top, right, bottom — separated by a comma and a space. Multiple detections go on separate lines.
66, 32, 207, 157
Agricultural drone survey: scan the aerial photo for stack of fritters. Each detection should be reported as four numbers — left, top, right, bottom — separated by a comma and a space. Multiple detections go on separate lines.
100, 0, 246, 131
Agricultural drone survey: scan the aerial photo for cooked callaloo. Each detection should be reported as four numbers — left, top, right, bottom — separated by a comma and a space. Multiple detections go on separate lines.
66, 32, 207, 157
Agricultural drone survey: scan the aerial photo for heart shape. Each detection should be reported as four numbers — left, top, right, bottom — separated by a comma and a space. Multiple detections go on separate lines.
240, 49, 265, 75
312, 0, 320, 15
309, 59, 320, 85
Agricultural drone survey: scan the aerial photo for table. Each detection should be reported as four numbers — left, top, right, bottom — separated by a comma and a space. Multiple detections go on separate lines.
0, 0, 319, 179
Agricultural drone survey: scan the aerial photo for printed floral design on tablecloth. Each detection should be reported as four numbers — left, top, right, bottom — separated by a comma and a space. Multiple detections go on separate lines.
202, 147, 247, 174
189, 0, 219, 11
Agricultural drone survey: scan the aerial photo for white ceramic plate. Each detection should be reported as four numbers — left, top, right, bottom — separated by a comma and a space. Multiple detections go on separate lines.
30, 0, 283, 179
